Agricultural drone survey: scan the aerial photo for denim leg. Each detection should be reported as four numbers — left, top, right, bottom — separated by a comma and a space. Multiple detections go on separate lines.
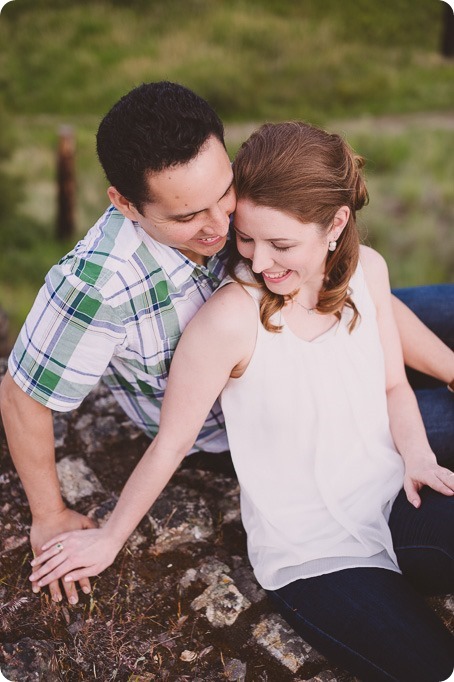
390, 485, 454, 595
391, 285, 454, 460
391, 284, 454, 349
268, 568, 454, 682
414, 387, 454, 467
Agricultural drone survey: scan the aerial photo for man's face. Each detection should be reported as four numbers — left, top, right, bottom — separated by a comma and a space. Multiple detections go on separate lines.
112, 136, 235, 265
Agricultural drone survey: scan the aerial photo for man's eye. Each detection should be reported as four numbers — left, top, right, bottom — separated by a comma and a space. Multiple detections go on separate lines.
178, 215, 196, 223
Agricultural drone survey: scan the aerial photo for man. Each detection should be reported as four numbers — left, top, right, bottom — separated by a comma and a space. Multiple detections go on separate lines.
1, 81, 453, 604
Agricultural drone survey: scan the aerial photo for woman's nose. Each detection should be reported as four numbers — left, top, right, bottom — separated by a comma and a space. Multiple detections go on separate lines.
251, 246, 273, 273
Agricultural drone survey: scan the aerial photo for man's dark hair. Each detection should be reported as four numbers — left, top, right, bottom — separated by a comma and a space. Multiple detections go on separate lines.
96, 81, 225, 213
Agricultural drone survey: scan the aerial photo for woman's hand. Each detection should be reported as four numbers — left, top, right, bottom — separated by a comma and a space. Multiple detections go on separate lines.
29, 526, 123, 591
403, 456, 454, 508
31, 508, 98, 603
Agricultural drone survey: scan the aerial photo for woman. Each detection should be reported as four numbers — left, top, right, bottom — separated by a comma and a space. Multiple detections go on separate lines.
30, 122, 454, 681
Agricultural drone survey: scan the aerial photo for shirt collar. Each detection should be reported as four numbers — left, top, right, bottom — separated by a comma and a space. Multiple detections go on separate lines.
134, 222, 229, 288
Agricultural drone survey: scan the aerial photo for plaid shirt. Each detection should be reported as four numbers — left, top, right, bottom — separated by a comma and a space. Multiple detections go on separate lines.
9, 206, 229, 452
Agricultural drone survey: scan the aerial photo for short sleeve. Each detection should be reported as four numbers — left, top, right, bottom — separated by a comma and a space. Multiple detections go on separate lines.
8, 262, 126, 411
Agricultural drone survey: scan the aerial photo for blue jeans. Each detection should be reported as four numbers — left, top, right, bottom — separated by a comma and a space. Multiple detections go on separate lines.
268, 485, 454, 681
266, 286, 454, 682
268, 564, 454, 682
392, 285, 454, 466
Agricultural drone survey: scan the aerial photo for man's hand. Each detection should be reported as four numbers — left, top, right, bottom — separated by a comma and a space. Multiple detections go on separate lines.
30, 508, 98, 603
29, 526, 122, 593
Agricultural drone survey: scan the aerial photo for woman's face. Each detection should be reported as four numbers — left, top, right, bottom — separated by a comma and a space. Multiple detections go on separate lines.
233, 199, 343, 295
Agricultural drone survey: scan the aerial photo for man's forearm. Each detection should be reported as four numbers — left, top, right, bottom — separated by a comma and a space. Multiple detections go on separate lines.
0, 371, 66, 519
392, 295, 454, 384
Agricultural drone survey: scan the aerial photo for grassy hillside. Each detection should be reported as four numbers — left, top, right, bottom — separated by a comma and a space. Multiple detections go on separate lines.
1, 0, 452, 122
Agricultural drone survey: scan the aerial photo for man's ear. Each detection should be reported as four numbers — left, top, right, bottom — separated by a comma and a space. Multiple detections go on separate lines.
329, 205, 350, 241
107, 187, 140, 221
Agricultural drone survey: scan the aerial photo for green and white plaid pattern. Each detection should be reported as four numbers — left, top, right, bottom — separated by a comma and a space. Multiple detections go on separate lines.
9, 206, 229, 452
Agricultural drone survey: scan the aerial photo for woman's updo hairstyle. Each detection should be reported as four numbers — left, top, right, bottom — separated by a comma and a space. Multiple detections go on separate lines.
231, 121, 368, 332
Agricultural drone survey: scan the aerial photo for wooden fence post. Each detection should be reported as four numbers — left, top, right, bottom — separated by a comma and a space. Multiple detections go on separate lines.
441, 2, 454, 58
56, 125, 76, 241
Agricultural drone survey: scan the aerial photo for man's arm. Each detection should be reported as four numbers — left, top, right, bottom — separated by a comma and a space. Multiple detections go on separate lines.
391, 294, 454, 387
0, 371, 96, 603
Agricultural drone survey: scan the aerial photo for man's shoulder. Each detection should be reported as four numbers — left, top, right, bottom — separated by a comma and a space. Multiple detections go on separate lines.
57, 207, 164, 295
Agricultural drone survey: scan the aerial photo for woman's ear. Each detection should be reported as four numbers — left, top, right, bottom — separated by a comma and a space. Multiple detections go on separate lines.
107, 187, 141, 221
329, 205, 350, 241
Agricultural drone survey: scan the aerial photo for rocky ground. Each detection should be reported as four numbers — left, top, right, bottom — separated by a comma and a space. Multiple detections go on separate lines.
0, 358, 453, 682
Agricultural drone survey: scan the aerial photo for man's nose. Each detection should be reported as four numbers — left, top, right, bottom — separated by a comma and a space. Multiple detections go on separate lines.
204, 205, 230, 235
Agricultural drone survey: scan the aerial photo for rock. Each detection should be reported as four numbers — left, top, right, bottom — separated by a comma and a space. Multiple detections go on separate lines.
231, 564, 266, 604
252, 614, 324, 673
74, 414, 120, 455
224, 658, 247, 681
179, 649, 197, 662
147, 484, 214, 554
186, 558, 251, 627
1, 535, 27, 554
0, 639, 60, 681
180, 557, 231, 588
87, 497, 148, 550
191, 576, 251, 627
196, 557, 231, 585
53, 414, 69, 450
218, 483, 241, 524
56, 456, 105, 505
181, 558, 251, 627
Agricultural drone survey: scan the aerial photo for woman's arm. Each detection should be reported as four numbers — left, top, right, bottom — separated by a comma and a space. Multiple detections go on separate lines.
391, 295, 454, 387
28, 284, 257, 587
362, 247, 454, 508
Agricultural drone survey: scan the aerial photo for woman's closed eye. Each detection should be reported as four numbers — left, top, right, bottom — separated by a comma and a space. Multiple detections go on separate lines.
271, 243, 292, 252
236, 234, 293, 252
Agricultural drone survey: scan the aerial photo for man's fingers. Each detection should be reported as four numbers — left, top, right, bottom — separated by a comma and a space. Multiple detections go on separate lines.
49, 579, 63, 603
63, 579, 79, 605
78, 577, 92, 595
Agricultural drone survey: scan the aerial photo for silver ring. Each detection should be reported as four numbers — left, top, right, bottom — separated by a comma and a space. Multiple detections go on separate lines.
55, 542, 64, 552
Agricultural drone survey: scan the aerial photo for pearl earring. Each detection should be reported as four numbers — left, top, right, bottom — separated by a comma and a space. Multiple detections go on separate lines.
328, 240, 337, 252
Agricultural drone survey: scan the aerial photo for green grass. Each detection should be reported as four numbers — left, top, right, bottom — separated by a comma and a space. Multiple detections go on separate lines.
1, 0, 453, 122
0, 0, 453, 341
346, 125, 454, 286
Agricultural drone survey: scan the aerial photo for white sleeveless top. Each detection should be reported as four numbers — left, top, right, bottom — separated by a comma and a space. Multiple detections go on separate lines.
219, 262, 405, 590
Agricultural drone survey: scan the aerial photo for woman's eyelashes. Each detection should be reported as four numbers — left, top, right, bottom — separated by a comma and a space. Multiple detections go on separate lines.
271, 243, 292, 252
236, 233, 292, 252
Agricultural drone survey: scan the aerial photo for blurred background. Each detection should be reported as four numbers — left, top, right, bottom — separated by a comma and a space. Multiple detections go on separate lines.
0, 0, 453, 348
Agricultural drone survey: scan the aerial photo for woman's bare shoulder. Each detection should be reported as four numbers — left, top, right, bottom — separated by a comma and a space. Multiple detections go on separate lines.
359, 244, 387, 272
359, 245, 391, 307
185, 281, 257, 341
